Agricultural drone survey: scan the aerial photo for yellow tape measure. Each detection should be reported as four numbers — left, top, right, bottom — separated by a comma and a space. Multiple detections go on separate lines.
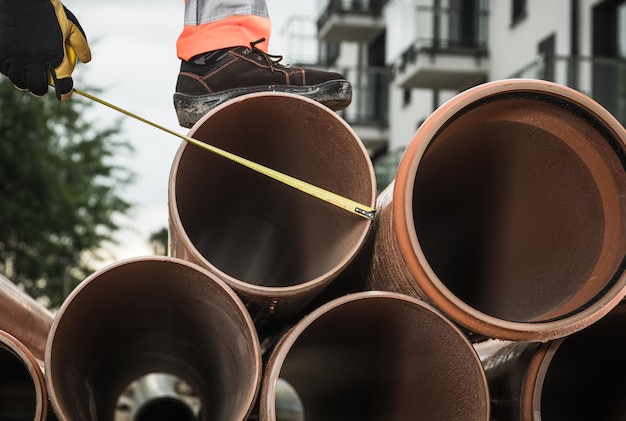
71, 89, 376, 220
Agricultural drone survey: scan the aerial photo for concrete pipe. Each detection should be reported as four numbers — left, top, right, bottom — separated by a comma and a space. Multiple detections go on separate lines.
0, 330, 49, 421
0, 274, 53, 361
366, 79, 626, 342
478, 302, 626, 420
44, 257, 261, 421
168, 92, 376, 333
259, 291, 490, 421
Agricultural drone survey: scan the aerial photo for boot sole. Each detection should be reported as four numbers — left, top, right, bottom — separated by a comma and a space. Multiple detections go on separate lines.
173, 80, 352, 128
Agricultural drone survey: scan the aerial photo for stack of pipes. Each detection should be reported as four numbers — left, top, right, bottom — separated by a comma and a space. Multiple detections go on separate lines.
4, 78, 626, 420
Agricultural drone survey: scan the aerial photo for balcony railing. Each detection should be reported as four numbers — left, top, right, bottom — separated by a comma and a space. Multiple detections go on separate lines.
325, 65, 391, 128
511, 55, 626, 126
317, 0, 388, 29
392, 2, 488, 59
391, 2, 489, 90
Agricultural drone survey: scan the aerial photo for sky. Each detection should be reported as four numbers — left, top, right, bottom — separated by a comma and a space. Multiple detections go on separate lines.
65, 0, 318, 269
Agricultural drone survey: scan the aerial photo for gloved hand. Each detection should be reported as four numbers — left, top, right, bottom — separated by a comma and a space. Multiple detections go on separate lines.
0, 0, 91, 100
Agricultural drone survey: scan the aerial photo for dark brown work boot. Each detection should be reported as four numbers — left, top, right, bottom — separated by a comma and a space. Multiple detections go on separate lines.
173, 38, 352, 128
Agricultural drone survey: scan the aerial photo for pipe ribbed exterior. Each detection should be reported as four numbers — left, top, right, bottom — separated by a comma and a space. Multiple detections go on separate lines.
0, 274, 53, 361
168, 92, 376, 333
45, 257, 261, 421
260, 291, 489, 421
364, 79, 626, 341
0, 330, 49, 421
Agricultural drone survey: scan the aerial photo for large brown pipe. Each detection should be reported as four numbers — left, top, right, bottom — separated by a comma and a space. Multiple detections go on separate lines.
168, 92, 376, 334
0, 274, 53, 361
478, 302, 626, 420
0, 330, 49, 421
259, 291, 490, 420
362, 79, 626, 342
44, 257, 261, 421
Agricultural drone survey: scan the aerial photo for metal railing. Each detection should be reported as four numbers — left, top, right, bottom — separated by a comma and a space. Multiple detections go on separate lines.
394, 2, 489, 75
413, 2, 488, 52
333, 65, 391, 127
317, 0, 389, 30
511, 54, 626, 125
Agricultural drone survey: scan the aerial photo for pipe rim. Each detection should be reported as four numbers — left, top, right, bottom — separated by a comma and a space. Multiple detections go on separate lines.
394, 78, 626, 341
0, 330, 48, 421
259, 290, 490, 420
168, 91, 376, 298
44, 255, 262, 421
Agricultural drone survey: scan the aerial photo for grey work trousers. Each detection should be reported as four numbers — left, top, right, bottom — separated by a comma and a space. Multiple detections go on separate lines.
184, 0, 270, 25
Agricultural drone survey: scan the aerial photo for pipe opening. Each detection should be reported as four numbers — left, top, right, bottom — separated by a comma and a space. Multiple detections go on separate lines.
412, 91, 626, 322
274, 378, 304, 421
264, 294, 488, 421
46, 258, 261, 421
0, 344, 37, 421
539, 305, 626, 420
118, 373, 200, 421
170, 93, 374, 288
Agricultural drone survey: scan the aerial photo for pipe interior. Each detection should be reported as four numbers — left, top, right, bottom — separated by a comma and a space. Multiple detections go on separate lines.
272, 296, 488, 421
173, 94, 373, 287
134, 398, 196, 421
412, 92, 626, 322
48, 259, 259, 421
0, 344, 37, 421
118, 372, 199, 421
540, 305, 626, 420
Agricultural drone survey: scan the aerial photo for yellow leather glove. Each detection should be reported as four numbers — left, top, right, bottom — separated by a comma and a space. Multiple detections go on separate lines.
0, 0, 91, 100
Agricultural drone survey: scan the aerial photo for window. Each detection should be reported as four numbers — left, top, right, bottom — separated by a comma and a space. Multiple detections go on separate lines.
511, 0, 527, 26
402, 88, 412, 107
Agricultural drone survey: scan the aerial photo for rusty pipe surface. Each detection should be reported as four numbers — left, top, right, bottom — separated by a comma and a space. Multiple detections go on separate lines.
478, 302, 626, 420
128, 373, 197, 421
0, 330, 49, 421
0, 274, 53, 361
259, 291, 490, 421
168, 92, 376, 332
364, 79, 626, 342
44, 257, 261, 421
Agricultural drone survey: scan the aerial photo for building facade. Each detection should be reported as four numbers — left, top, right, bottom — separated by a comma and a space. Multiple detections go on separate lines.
300, 0, 626, 190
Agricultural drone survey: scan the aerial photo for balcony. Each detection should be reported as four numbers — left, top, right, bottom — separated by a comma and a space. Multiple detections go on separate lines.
392, 3, 489, 91
333, 65, 391, 157
511, 54, 626, 126
317, 0, 387, 43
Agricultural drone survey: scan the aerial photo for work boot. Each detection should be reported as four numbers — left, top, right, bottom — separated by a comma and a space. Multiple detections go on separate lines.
173, 38, 352, 128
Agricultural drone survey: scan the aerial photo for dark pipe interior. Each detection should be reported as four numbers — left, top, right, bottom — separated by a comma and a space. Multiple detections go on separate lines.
0, 345, 36, 421
413, 93, 626, 322
135, 398, 196, 421
275, 296, 488, 421
174, 94, 373, 287
48, 259, 258, 421
540, 305, 626, 420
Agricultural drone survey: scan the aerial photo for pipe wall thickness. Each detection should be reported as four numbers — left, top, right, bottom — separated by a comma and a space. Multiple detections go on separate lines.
168, 92, 376, 333
260, 291, 490, 421
364, 79, 626, 341
478, 302, 626, 420
45, 257, 261, 421
0, 330, 49, 421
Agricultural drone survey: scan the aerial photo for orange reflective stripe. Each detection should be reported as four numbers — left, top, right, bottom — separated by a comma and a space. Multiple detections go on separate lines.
176, 14, 271, 60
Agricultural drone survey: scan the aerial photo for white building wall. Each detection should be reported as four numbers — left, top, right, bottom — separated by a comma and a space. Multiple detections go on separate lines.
317, 0, 621, 153
488, 0, 571, 81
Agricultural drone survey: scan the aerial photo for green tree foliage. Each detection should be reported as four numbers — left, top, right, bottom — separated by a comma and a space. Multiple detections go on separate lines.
0, 78, 134, 308
149, 226, 168, 256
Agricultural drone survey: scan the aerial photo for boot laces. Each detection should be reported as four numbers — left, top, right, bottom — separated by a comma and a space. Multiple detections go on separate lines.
247, 38, 292, 71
